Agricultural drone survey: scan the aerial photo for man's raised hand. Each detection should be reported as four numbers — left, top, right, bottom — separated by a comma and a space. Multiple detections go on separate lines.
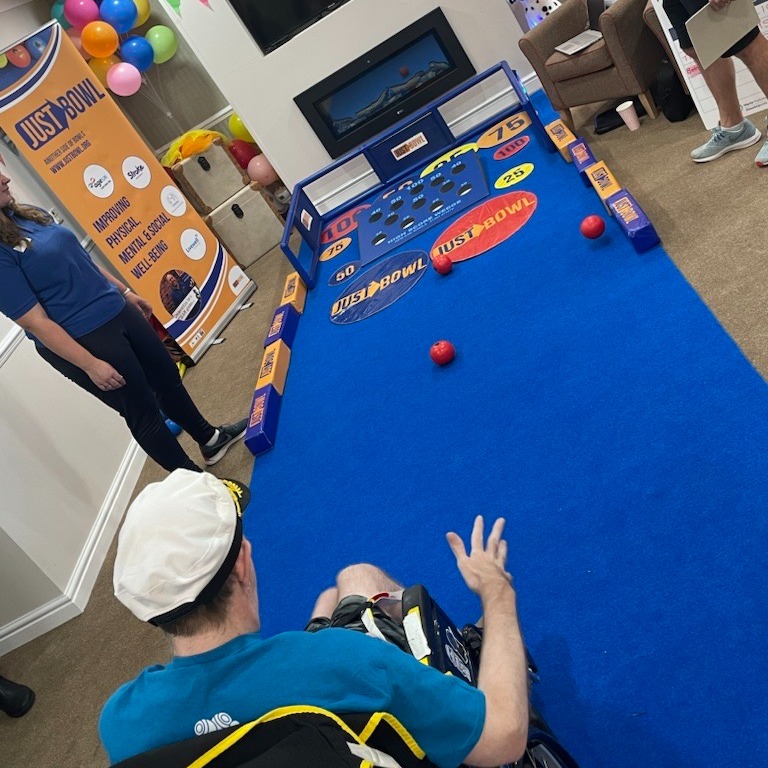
446, 515, 513, 598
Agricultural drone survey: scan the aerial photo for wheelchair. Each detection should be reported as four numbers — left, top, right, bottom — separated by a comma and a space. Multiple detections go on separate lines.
113, 585, 582, 768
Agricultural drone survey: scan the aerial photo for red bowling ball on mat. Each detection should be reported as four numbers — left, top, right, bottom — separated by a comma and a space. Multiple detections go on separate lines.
580, 215, 606, 239
432, 254, 453, 275
430, 340, 456, 366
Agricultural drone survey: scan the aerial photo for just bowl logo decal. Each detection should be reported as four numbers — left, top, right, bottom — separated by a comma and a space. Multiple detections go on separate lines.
430, 190, 538, 263
330, 250, 428, 324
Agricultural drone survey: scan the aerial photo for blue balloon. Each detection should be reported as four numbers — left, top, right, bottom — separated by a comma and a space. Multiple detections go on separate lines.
99, 0, 138, 34
120, 36, 155, 72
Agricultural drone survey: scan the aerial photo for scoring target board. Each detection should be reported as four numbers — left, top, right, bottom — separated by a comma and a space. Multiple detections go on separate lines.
313, 108, 560, 325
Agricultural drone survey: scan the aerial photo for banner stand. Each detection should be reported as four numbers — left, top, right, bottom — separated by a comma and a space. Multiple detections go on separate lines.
0, 22, 253, 360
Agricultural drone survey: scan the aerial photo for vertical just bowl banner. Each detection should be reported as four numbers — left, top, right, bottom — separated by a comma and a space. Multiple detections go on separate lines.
0, 22, 254, 360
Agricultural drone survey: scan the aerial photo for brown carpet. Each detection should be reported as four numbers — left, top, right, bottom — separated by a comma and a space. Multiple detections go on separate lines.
1, 105, 766, 766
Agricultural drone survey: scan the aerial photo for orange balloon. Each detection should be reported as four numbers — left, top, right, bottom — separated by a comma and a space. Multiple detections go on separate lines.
88, 54, 121, 86
81, 21, 119, 59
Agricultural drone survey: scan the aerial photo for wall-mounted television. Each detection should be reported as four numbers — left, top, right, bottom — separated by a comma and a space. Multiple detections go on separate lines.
294, 9, 476, 159
227, 0, 352, 54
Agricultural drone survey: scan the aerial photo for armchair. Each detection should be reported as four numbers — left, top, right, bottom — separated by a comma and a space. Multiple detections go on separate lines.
518, 0, 667, 132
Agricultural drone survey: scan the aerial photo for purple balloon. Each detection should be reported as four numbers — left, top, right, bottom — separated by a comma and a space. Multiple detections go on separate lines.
106, 62, 142, 97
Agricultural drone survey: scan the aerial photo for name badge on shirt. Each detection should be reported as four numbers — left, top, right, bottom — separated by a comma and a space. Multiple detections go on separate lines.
13, 239, 30, 253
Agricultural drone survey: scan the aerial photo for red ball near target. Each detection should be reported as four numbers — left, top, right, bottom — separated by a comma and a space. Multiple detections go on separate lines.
580, 215, 606, 239
432, 254, 453, 275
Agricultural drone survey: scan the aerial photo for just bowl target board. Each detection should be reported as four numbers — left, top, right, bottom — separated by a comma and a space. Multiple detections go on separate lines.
357, 151, 489, 265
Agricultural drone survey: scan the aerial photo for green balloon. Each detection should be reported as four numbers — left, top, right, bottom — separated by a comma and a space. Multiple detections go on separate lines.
145, 25, 177, 64
0, 54, 7, 69
167, 0, 181, 8
51, 0, 72, 30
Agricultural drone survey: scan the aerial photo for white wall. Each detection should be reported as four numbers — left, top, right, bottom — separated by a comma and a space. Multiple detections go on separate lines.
0, 0, 49, 50
0, 4, 146, 655
162, 0, 533, 189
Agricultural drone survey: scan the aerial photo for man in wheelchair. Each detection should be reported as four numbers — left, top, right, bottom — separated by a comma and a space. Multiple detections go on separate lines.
100, 470, 536, 767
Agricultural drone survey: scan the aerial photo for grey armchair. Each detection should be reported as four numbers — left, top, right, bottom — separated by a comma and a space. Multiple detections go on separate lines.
518, 0, 667, 132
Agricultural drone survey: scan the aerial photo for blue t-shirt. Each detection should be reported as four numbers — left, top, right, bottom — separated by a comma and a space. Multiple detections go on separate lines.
99, 630, 486, 768
0, 212, 124, 342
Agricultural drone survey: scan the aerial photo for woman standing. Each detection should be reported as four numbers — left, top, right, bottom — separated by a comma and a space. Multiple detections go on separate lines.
0, 171, 248, 508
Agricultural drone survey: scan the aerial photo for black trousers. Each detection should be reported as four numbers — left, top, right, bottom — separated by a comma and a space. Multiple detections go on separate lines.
37, 304, 214, 472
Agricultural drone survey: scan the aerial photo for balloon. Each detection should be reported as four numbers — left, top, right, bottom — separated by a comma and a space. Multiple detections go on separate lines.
99, 0, 138, 34
63, 0, 100, 28
145, 25, 177, 64
228, 113, 254, 143
88, 54, 121, 86
106, 62, 142, 96
167, 0, 181, 10
131, 0, 151, 27
51, 0, 72, 30
0, 54, 7, 69
81, 21, 119, 58
6, 46, 32, 68
120, 36, 154, 71
247, 154, 279, 186
229, 140, 258, 169
66, 27, 91, 60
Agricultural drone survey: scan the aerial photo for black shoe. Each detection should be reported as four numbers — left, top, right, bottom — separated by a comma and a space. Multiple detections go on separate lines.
200, 419, 247, 466
0, 676, 35, 718
220, 478, 251, 515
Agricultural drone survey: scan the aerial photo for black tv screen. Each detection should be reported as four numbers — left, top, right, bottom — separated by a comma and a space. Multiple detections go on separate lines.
294, 9, 476, 158
227, 0, 352, 54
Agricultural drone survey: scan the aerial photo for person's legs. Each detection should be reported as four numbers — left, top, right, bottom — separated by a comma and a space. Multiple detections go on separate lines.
734, 34, 768, 165
335, 563, 403, 601
310, 587, 339, 620
37, 316, 201, 472
118, 305, 215, 445
684, 48, 743, 127
663, 0, 761, 161
335, 563, 404, 621
120, 305, 248, 465
306, 565, 410, 649
682, 46, 762, 162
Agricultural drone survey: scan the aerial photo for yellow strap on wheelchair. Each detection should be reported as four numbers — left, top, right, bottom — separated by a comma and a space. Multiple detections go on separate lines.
186, 705, 426, 767
359, 712, 426, 759
187, 720, 261, 768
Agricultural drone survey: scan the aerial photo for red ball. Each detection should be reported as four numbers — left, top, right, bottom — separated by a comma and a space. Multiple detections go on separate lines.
432, 254, 453, 275
430, 340, 456, 366
580, 215, 606, 239
229, 139, 258, 170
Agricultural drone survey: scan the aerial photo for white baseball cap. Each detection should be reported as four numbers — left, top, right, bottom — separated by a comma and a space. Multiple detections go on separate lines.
114, 469, 243, 625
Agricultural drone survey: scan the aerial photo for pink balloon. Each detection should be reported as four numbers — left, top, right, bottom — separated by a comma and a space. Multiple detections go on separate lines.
106, 62, 142, 96
247, 154, 279, 186
63, 0, 100, 29
65, 28, 91, 60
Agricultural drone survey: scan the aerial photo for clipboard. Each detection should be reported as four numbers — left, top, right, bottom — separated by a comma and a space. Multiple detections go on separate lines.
685, 0, 760, 70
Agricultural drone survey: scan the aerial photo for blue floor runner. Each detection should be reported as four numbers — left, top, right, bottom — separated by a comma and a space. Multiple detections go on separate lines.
246, 90, 768, 768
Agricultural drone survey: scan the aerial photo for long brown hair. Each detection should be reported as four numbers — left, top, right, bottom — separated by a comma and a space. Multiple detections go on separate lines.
0, 201, 52, 247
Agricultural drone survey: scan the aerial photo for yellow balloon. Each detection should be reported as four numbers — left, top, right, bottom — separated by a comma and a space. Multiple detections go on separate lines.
132, 0, 151, 27
89, 55, 121, 87
228, 113, 254, 143
0, 54, 7, 68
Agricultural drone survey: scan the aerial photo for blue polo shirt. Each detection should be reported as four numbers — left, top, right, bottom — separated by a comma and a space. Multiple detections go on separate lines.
0, 212, 124, 341
99, 630, 486, 768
